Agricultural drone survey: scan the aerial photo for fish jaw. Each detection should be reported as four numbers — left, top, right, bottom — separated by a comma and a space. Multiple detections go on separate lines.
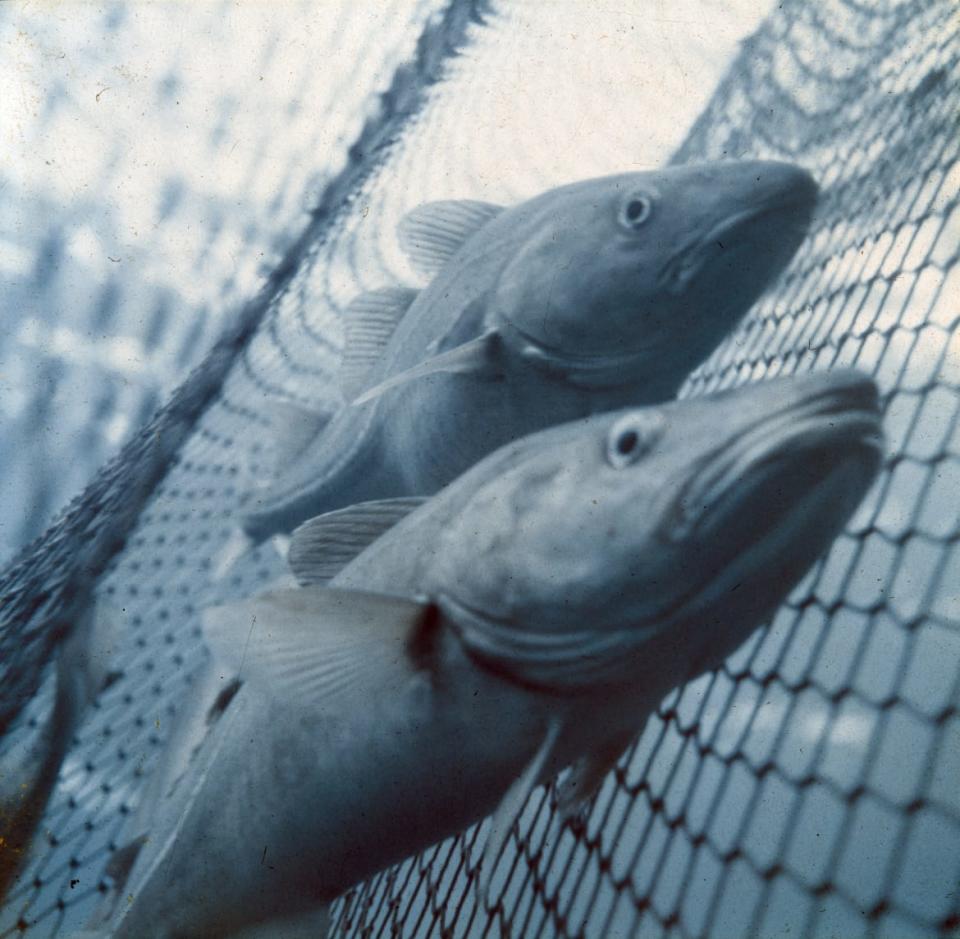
654, 162, 819, 373
429, 370, 882, 691
491, 316, 687, 395
657, 372, 881, 628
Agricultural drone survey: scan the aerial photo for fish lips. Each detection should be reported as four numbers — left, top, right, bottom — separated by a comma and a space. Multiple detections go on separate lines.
669, 372, 882, 540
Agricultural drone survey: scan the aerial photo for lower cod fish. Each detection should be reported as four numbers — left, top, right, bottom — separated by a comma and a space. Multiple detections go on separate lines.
223, 160, 819, 573
92, 368, 882, 938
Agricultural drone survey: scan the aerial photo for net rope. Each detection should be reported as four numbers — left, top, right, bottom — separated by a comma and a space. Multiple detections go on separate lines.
1, 0, 958, 936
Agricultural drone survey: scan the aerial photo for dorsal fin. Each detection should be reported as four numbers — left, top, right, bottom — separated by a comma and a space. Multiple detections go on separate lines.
398, 200, 504, 278
202, 587, 432, 713
288, 498, 427, 586
263, 398, 334, 468
340, 288, 419, 401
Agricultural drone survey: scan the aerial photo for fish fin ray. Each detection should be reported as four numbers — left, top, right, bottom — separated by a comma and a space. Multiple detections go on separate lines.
480, 718, 563, 902
353, 331, 502, 406
398, 200, 504, 278
288, 498, 427, 586
263, 398, 334, 468
341, 287, 419, 400
202, 588, 430, 711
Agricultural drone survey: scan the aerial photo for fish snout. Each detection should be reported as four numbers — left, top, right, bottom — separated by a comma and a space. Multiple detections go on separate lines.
730, 159, 819, 215
660, 161, 819, 300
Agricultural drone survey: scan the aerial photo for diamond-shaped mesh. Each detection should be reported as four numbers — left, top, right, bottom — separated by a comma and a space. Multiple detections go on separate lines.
1, 0, 958, 936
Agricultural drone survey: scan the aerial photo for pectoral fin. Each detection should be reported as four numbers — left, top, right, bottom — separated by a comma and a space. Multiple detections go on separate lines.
555, 732, 634, 826
202, 588, 432, 712
398, 200, 504, 277
288, 498, 427, 586
480, 718, 563, 901
341, 288, 419, 400
353, 330, 503, 406
263, 398, 334, 467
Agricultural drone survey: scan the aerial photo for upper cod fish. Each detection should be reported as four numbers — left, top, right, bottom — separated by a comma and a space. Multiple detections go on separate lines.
236, 160, 819, 553
92, 368, 883, 938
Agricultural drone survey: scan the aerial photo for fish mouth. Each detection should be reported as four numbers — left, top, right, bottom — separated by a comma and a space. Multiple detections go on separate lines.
668, 373, 883, 543
662, 185, 818, 295
439, 376, 882, 692
607, 372, 885, 663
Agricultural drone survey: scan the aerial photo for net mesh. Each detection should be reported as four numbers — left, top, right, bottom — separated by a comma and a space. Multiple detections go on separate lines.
0, 0, 448, 566
2, 0, 959, 936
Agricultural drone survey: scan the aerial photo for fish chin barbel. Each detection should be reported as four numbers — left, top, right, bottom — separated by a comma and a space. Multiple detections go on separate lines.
97, 369, 881, 938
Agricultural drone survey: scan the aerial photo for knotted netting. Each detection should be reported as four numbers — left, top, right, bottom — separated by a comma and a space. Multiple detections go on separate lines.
1, 0, 958, 936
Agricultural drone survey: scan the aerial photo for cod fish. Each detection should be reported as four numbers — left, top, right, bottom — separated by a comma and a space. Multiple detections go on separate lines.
0, 603, 116, 899
236, 160, 818, 551
92, 368, 882, 938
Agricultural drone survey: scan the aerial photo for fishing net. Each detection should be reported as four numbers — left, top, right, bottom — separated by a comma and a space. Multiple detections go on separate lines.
1, 0, 958, 935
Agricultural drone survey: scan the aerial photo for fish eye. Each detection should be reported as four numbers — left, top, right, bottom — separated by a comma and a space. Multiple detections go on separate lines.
606, 411, 665, 468
619, 192, 654, 231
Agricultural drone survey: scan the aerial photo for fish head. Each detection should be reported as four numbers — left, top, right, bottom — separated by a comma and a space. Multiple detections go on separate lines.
490, 161, 818, 390
434, 370, 883, 688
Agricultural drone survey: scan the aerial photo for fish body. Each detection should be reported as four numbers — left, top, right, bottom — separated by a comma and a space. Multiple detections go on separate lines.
241, 161, 819, 543
102, 369, 882, 937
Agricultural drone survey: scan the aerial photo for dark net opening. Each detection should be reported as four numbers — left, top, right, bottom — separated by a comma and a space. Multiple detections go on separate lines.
1, 0, 957, 935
